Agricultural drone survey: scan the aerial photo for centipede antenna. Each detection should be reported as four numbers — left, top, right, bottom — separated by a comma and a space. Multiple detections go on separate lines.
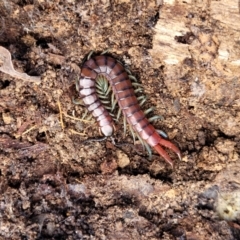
148, 115, 164, 122
156, 129, 168, 139
144, 107, 155, 115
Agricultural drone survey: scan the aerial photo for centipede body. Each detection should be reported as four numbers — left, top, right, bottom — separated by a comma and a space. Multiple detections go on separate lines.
79, 54, 181, 166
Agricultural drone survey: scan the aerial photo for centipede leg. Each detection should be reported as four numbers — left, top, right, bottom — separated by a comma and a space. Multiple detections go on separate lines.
158, 138, 182, 161
87, 50, 94, 60
144, 142, 152, 159
82, 109, 89, 119
137, 95, 146, 105
129, 74, 138, 82
72, 97, 83, 105
135, 88, 143, 93
111, 92, 118, 112
156, 129, 168, 139
154, 144, 174, 168
76, 77, 80, 92
144, 107, 155, 115
116, 107, 122, 120
129, 125, 136, 145
136, 132, 146, 152
101, 49, 110, 55
148, 115, 164, 122
106, 84, 111, 95
123, 115, 127, 137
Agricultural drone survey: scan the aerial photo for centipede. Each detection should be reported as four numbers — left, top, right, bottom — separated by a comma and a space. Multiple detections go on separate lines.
78, 54, 181, 167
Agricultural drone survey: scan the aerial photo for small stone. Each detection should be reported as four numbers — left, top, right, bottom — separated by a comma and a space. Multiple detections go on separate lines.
215, 139, 236, 154
116, 150, 130, 168
100, 159, 118, 174
2, 112, 14, 124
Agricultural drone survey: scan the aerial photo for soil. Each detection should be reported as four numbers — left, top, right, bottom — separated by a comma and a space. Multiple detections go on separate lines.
0, 0, 240, 239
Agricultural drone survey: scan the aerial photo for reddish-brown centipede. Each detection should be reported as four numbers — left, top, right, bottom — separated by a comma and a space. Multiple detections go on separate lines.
79, 55, 181, 167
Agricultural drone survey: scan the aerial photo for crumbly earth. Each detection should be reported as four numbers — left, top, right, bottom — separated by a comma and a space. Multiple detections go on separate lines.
0, 0, 240, 239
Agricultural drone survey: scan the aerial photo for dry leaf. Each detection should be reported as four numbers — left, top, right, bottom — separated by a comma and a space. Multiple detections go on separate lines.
0, 46, 41, 84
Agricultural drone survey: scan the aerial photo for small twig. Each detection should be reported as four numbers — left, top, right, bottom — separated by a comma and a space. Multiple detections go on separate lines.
57, 98, 65, 130
15, 125, 37, 138
82, 136, 107, 143
15, 120, 34, 138
69, 129, 87, 136
21, 125, 37, 136
63, 112, 94, 123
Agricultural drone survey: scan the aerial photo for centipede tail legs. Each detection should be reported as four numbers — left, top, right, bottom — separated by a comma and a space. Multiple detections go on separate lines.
154, 139, 182, 168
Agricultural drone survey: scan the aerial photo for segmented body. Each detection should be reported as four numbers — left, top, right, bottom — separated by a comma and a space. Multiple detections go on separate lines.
79, 55, 181, 166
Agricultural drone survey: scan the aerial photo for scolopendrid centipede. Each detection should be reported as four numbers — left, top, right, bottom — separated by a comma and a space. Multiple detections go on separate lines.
78, 54, 181, 167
